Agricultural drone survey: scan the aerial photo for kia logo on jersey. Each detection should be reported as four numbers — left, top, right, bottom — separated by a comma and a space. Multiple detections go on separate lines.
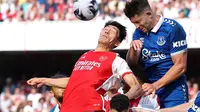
173, 40, 187, 48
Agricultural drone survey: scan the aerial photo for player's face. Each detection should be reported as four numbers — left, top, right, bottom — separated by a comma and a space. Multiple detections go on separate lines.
51, 87, 65, 103
99, 25, 120, 47
130, 11, 153, 33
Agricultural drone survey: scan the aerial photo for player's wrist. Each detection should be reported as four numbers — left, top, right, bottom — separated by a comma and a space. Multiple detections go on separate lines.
152, 83, 159, 91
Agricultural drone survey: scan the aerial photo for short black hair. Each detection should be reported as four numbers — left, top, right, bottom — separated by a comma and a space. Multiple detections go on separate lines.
51, 73, 66, 79
104, 20, 126, 43
124, 0, 151, 19
110, 94, 130, 112
50, 73, 66, 90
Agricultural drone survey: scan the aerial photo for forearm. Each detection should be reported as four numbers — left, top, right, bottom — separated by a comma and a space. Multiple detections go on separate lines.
125, 83, 143, 100
153, 64, 186, 90
159, 102, 192, 112
43, 77, 69, 88
126, 47, 140, 66
124, 75, 142, 99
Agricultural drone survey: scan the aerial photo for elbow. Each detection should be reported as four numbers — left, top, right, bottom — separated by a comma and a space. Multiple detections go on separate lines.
181, 66, 187, 74
126, 56, 138, 67
179, 64, 187, 75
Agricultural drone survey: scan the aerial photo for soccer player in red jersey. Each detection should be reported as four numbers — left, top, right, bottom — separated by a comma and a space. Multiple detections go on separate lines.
27, 21, 143, 112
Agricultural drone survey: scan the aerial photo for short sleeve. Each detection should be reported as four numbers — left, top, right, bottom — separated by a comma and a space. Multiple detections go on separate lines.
112, 56, 133, 80
170, 24, 187, 56
132, 29, 143, 40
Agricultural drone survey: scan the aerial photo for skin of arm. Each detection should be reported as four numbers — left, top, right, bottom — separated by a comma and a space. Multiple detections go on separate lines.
153, 52, 187, 90
123, 73, 143, 100
27, 77, 70, 89
126, 41, 142, 66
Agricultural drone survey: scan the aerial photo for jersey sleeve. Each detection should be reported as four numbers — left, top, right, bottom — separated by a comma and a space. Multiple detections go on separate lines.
132, 29, 142, 40
112, 56, 133, 80
169, 24, 187, 56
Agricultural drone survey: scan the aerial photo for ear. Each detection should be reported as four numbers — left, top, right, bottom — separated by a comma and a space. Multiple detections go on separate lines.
115, 41, 120, 47
50, 90, 54, 97
115, 40, 120, 47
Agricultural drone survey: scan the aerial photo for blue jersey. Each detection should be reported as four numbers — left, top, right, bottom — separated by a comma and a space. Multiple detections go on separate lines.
50, 104, 60, 112
188, 92, 200, 112
133, 16, 188, 102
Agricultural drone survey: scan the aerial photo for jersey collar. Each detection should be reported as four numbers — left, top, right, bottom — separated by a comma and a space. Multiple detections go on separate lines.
151, 15, 164, 33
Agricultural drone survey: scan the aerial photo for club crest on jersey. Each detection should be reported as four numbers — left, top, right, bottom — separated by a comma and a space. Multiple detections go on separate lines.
81, 56, 86, 59
140, 37, 144, 43
99, 56, 108, 61
157, 36, 166, 46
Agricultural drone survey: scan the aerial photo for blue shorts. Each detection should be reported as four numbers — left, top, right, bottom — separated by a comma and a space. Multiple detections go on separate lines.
159, 81, 189, 108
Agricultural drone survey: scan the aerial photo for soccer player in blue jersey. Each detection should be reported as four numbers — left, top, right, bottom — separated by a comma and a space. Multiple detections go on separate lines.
49, 74, 66, 112
124, 0, 188, 108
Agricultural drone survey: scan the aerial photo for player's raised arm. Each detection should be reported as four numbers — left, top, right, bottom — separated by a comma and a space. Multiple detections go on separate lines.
153, 24, 187, 90
27, 77, 69, 89
123, 73, 143, 100
126, 29, 143, 66
126, 41, 142, 66
114, 56, 143, 99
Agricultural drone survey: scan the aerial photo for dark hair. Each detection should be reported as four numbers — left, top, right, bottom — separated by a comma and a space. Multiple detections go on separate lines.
50, 73, 66, 90
51, 73, 66, 79
124, 0, 151, 19
104, 20, 126, 43
110, 94, 130, 112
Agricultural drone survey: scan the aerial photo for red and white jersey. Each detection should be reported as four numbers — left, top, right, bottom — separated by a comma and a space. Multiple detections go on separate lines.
130, 95, 160, 112
61, 51, 132, 112
104, 94, 160, 112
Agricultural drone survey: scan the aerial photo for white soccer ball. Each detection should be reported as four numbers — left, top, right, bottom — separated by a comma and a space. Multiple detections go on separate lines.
73, 0, 98, 21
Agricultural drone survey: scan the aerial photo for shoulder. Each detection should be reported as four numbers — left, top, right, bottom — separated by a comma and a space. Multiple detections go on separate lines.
162, 18, 184, 33
133, 29, 146, 37
113, 55, 126, 64
163, 18, 178, 27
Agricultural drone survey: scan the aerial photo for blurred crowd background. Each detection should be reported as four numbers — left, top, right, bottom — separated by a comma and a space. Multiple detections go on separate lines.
0, 76, 56, 112
0, 0, 199, 22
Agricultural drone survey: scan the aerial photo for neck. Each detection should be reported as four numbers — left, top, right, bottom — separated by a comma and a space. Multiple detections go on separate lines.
152, 15, 161, 29
95, 44, 112, 52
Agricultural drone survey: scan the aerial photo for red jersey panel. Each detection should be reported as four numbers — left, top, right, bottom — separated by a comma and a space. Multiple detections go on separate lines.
61, 51, 132, 112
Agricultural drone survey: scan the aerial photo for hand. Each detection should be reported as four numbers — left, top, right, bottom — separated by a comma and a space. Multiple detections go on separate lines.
131, 40, 143, 51
27, 78, 47, 88
142, 83, 157, 98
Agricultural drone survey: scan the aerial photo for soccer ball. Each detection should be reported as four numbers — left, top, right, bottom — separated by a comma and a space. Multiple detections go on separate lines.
73, 0, 98, 21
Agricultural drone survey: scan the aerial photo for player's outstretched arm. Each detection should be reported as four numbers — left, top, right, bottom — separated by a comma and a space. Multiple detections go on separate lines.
153, 52, 187, 90
27, 77, 69, 89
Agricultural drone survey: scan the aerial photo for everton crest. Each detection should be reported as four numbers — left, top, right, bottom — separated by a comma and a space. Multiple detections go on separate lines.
157, 36, 166, 46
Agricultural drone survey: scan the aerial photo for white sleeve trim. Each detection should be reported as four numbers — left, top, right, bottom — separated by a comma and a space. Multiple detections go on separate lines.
171, 49, 187, 56
112, 56, 132, 79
